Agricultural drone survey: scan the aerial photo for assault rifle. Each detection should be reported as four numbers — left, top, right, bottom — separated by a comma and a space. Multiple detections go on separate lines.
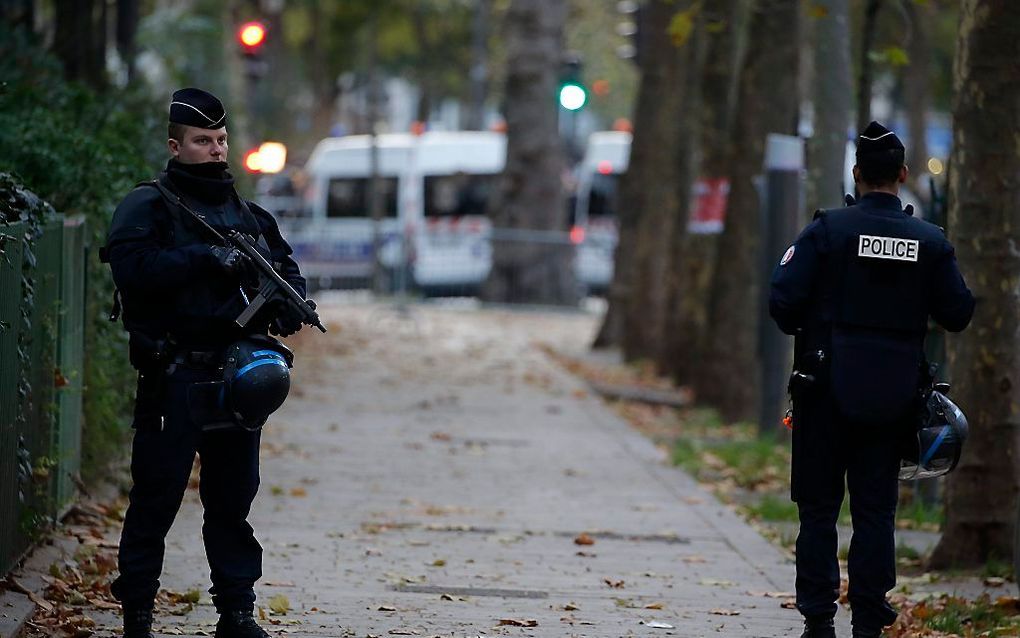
151, 180, 326, 333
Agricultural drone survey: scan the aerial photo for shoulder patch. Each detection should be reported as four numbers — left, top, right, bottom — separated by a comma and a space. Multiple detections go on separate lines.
858, 235, 919, 262
780, 245, 796, 266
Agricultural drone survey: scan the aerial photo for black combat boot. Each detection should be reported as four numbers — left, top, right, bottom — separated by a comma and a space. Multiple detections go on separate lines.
851, 629, 882, 638
215, 608, 271, 638
121, 605, 155, 638
800, 616, 836, 638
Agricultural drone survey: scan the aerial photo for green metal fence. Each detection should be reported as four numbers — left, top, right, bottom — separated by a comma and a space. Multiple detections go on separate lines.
0, 222, 26, 577
0, 214, 87, 576
56, 217, 87, 513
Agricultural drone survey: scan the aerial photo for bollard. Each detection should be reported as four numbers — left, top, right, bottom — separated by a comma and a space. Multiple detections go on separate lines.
758, 134, 804, 435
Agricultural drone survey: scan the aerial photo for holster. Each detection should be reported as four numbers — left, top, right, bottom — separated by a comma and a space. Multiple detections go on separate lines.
788, 349, 828, 395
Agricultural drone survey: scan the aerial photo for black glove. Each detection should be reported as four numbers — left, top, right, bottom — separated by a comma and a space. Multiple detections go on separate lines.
208, 245, 251, 278
270, 299, 316, 338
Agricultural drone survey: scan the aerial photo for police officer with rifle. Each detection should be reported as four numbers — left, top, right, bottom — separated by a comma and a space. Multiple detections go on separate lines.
101, 88, 321, 638
769, 122, 975, 638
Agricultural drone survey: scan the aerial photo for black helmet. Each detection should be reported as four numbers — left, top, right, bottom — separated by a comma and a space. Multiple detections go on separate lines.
222, 336, 293, 431
899, 389, 968, 481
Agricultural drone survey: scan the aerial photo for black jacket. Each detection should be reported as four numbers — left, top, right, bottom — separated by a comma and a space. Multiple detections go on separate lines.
106, 169, 304, 348
769, 192, 974, 424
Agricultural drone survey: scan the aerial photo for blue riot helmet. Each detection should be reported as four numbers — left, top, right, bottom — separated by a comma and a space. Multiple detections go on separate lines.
222, 336, 293, 431
899, 388, 968, 481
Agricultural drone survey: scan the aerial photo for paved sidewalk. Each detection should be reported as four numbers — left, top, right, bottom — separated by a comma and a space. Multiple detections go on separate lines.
14, 301, 803, 637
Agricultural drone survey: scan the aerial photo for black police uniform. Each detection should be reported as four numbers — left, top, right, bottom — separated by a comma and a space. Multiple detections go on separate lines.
769, 190, 974, 634
105, 158, 305, 615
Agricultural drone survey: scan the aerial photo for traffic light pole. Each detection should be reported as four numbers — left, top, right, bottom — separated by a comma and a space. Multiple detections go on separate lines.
367, 8, 387, 296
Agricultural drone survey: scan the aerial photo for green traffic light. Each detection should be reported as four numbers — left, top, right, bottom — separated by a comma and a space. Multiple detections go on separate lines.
559, 83, 587, 111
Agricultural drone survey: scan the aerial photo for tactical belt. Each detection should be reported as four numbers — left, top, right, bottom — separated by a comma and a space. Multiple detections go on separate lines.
169, 347, 223, 369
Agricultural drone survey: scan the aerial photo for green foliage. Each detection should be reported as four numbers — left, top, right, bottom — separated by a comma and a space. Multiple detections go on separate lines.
921, 594, 1020, 636
744, 494, 799, 522
897, 497, 944, 530
0, 26, 165, 480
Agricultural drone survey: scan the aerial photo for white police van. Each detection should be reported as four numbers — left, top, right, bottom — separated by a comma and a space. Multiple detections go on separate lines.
572, 131, 628, 292
287, 134, 411, 289
288, 131, 503, 293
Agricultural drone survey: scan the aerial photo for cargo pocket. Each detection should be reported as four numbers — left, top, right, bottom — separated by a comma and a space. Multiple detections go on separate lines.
133, 371, 167, 431
187, 380, 236, 431
829, 329, 920, 427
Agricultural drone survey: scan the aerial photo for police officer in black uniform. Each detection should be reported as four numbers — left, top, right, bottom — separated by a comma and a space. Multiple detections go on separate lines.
769, 122, 975, 638
104, 88, 312, 638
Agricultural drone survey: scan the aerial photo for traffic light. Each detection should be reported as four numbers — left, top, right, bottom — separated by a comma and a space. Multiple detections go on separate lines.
558, 57, 587, 111
616, 0, 643, 64
237, 21, 268, 79
238, 21, 266, 52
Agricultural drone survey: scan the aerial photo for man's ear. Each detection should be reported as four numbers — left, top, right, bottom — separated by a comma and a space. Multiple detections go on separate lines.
899, 164, 909, 184
852, 165, 861, 184
168, 138, 180, 157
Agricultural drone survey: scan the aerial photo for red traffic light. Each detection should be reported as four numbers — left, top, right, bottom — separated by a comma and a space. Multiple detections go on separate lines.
238, 21, 266, 50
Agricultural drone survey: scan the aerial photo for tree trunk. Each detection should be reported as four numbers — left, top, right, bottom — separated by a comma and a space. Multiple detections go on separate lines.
116, 0, 139, 85
698, 0, 801, 423
54, 0, 90, 83
856, 0, 882, 134
903, 0, 931, 192
598, 0, 688, 359
656, 3, 715, 382
807, 0, 852, 211
482, 0, 577, 305
928, 0, 1020, 569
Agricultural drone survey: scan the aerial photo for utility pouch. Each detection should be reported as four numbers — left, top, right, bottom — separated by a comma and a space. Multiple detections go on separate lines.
186, 380, 236, 431
133, 370, 167, 431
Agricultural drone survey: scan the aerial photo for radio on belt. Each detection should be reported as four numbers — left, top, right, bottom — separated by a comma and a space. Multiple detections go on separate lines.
857, 234, 919, 262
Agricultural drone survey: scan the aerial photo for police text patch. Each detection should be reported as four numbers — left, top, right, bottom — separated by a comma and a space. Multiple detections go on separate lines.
857, 235, 919, 262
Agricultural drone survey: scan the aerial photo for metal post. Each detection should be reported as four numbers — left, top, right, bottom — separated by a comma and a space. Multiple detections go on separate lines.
367, 8, 386, 295
467, 0, 490, 131
758, 134, 804, 435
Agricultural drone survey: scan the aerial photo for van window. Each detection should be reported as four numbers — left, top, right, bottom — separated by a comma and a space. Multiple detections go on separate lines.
588, 172, 620, 219
327, 177, 398, 218
424, 173, 498, 218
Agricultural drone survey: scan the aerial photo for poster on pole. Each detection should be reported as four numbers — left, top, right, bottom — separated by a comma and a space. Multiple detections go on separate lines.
687, 177, 730, 234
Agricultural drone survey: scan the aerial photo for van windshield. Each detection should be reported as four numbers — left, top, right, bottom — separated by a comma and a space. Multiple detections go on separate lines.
424, 173, 498, 218
327, 177, 398, 218
588, 172, 620, 219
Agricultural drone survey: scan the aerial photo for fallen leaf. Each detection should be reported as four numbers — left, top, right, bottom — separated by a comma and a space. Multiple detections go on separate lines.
497, 618, 538, 627
709, 608, 741, 616
644, 602, 664, 610
262, 580, 295, 587
575, 551, 596, 558
699, 578, 734, 587
563, 602, 580, 611
603, 578, 625, 588
439, 594, 454, 601
378, 605, 397, 612
289, 487, 307, 497
268, 594, 290, 614
430, 559, 446, 567
984, 576, 1006, 587
574, 533, 595, 546
642, 620, 675, 629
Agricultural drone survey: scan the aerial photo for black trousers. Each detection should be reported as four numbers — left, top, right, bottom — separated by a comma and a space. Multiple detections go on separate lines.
111, 365, 263, 612
791, 387, 902, 633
